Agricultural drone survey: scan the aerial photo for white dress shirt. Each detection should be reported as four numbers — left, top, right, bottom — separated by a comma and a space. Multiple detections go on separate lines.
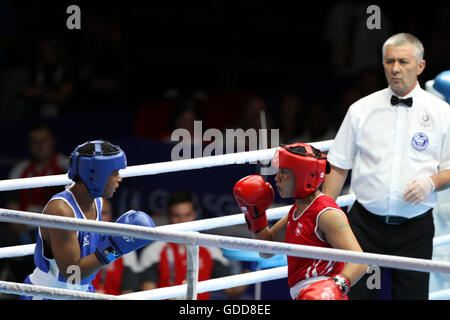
328, 82, 450, 218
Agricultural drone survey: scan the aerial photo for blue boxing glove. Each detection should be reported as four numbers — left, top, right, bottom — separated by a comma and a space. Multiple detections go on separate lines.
95, 210, 155, 265
433, 70, 450, 103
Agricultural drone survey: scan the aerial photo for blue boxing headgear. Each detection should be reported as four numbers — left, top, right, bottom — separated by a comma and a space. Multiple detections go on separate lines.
433, 70, 450, 104
68, 140, 127, 198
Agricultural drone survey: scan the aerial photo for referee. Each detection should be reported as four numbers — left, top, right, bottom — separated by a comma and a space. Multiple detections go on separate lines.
322, 33, 450, 300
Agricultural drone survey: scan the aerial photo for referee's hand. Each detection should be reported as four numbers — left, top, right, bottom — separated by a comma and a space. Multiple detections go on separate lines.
403, 176, 435, 205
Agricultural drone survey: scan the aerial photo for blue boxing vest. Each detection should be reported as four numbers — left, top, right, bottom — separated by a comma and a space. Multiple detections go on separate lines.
25, 189, 103, 295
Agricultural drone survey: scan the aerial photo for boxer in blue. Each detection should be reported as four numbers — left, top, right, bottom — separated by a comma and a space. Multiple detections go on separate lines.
21, 140, 155, 299
433, 70, 450, 103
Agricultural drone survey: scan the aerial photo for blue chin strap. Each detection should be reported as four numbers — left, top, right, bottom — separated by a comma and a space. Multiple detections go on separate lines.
68, 140, 127, 198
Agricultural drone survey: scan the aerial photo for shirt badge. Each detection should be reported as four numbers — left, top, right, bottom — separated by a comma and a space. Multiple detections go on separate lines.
295, 222, 303, 237
82, 234, 90, 247
418, 114, 431, 128
411, 132, 429, 151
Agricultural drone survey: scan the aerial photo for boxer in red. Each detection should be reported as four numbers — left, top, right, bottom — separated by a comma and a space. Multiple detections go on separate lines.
233, 143, 367, 300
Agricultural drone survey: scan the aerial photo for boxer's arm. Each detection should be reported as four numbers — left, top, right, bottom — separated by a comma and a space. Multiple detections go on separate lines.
254, 214, 288, 258
42, 200, 102, 280
321, 165, 349, 201
318, 209, 367, 286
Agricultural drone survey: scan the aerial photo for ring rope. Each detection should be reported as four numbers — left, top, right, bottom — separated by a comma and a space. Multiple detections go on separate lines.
1, 263, 448, 300
432, 234, 450, 248
1, 208, 450, 275
121, 266, 450, 300
429, 289, 450, 300
0, 243, 35, 259
1, 137, 449, 299
1, 193, 449, 260
0, 280, 122, 300
0, 264, 288, 300
3, 230, 450, 260
0, 140, 334, 192
121, 266, 288, 300
0, 194, 355, 260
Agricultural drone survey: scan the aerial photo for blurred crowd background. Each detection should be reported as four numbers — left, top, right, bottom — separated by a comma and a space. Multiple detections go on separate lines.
0, 0, 449, 300
0, 0, 449, 219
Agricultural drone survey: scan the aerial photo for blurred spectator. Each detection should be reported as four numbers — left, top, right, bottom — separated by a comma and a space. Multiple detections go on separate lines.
333, 68, 384, 127
429, 2, 450, 78
171, 95, 205, 138
232, 95, 275, 152
296, 100, 337, 143
19, 35, 75, 118
236, 95, 272, 131
324, 0, 392, 75
5, 121, 68, 213
135, 99, 174, 140
161, 93, 206, 148
92, 198, 124, 295
0, 121, 67, 296
274, 92, 306, 144
0, 66, 29, 121
121, 191, 247, 299
74, 11, 127, 111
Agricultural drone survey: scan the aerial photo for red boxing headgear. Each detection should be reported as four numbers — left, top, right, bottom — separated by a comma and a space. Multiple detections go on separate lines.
272, 143, 330, 199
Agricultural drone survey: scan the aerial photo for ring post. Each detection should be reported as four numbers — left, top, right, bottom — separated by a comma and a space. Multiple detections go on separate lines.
186, 244, 199, 300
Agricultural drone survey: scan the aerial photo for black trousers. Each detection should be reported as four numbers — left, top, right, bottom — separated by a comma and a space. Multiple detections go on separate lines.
347, 201, 434, 300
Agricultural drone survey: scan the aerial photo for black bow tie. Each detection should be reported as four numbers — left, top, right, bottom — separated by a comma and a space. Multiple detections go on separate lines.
391, 95, 413, 107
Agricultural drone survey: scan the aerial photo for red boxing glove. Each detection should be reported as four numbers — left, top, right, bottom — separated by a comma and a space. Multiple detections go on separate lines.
296, 274, 350, 300
233, 175, 274, 233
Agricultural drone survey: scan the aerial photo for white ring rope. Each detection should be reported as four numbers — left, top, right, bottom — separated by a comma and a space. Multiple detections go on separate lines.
3, 231, 449, 260
429, 289, 450, 300
432, 234, 450, 248
2, 263, 447, 300
1, 208, 450, 276
0, 264, 288, 300
0, 140, 334, 192
0, 194, 356, 260
0, 280, 122, 300
119, 266, 448, 300
0, 138, 449, 299
0, 243, 35, 259
121, 266, 288, 300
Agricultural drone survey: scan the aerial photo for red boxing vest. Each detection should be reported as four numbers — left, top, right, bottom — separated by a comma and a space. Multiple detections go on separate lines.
285, 194, 346, 288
